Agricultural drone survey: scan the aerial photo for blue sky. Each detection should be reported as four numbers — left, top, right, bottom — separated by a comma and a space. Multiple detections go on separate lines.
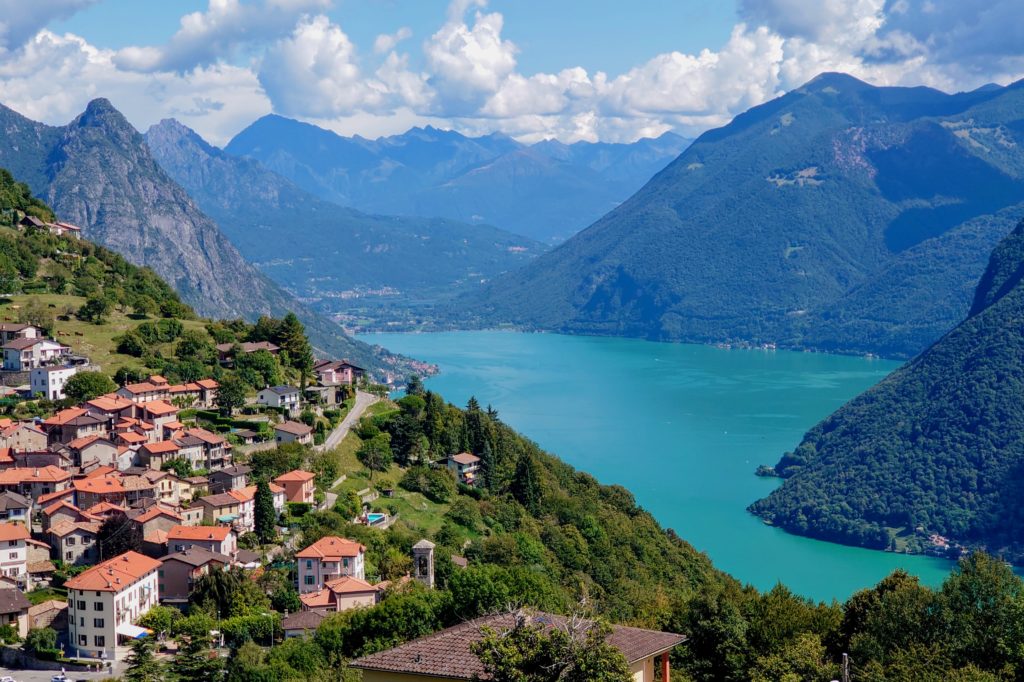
2, 1, 1023, 146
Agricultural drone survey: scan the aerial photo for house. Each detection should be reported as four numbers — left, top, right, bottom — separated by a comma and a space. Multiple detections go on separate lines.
216, 341, 279, 364
0, 421, 47, 451
141, 400, 179, 429
2, 337, 68, 370
43, 408, 108, 445
195, 379, 219, 407
28, 599, 67, 631
296, 536, 365, 593
65, 551, 161, 660
49, 519, 101, 565
0, 588, 31, 638
65, 435, 121, 469
281, 610, 325, 638
225, 488, 255, 534
446, 453, 481, 487
138, 440, 180, 470
194, 492, 245, 529
313, 359, 365, 386
257, 385, 301, 415
274, 469, 316, 504
182, 427, 231, 470
166, 525, 236, 556
30, 364, 78, 400
0, 522, 29, 584
126, 505, 181, 541
0, 466, 71, 499
41, 499, 88, 533
87, 395, 137, 421
274, 421, 313, 446
299, 575, 380, 614
349, 611, 687, 682
73, 476, 127, 509
0, 323, 40, 345
116, 378, 170, 404
48, 221, 82, 238
158, 547, 232, 604
208, 465, 251, 493
0, 491, 30, 525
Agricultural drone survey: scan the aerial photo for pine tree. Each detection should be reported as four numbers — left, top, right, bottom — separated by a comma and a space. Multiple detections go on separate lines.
254, 479, 277, 543
171, 632, 223, 681
480, 439, 495, 490
465, 396, 486, 455
123, 635, 164, 682
276, 312, 313, 389
511, 452, 543, 514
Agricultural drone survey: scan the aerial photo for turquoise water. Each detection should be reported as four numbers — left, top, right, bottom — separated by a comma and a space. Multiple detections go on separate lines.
361, 331, 956, 602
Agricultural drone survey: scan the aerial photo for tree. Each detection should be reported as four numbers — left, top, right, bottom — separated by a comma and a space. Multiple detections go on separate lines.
357, 432, 393, 479
137, 605, 181, 640
193, 567, 243, 619
97, 514, 143, 560
162, 458, 194, 478
254, 479, 277, 543
216, 374, 247, 416
276, 312, 313, 388
123, 635, 164, 682
77, 295, 112, 324
24, 627, 57, 653
17, 296, 55, 334
171, 631, 223, 681
471, 610, 633, 682
406, 374, 425, 396
116, 330, 149, 357
63, 371, 118, 402
511, 452, 543, 514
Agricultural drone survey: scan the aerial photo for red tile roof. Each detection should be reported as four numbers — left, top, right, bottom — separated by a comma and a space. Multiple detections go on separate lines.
64, 551, 161, 592
296, 536, 364, 560
274, 469, 315, 483
168, 525, 232, 542
450, 452, 481, 465
325, 575, 378, 595
73, 477, 126, 495
141, 441, 180, 455
0, 466, 71, 484
274, 421, 313, 437
0, 522, 29, 542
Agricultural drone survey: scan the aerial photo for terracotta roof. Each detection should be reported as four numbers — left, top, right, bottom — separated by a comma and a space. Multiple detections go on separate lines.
64, 551, 161, 592
0, 466, 71, 484
141, 441, 179, 455
168, 525, 232, 542
160, 546, 232, 567
82, 465, 118, 479
38, 490, 75, 507
227, 488, 254, 503
296, 536, 365, 560
351, 612, 687, 678
299, 588, 335, 609
83, 501, 126, 516
0, 448, 12, 465
27, 560, 56, 574
121, 381, 165, 395
274, 421, 312, 437
149, 375, 168, 385
143, 400, 178, 416
120, 476, 155, 492
144, 530, 168, 545
325, 575, 378, 595
130, 505, 181, 523
67, 435, 113, 450
199, 493, 238, 508
196, 379, 218, 389
274, 468, 315, 483
117, 431, 148, 444
187, 427, 225, 445
0, 522, 29, 542
281, 610, 325, 631
449, 452, 481, 465
85, 396, 134, 413
49, 519, 101, 538
3, 337, 51, 350
73, 477, 125, 495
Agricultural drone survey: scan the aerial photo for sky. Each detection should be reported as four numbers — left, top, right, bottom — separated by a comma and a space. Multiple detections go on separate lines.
0, 0, 1023, 146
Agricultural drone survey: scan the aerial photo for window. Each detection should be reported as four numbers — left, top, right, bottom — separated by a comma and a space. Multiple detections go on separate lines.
304, 575, 314, 585
93, 618, 104, 628
77, 600, 86, 610
79, 635, 87, 646
6, 541, 13, 547
67, 537, 76, 546
94, 602, 103, 611
94, 635, 105, 647
79, 617, 84, 626
343, 558, 349, 568
306, 560, 312, 569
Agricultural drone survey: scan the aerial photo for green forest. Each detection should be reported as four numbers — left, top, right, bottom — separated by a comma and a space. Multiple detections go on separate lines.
751, 219, 1024, 562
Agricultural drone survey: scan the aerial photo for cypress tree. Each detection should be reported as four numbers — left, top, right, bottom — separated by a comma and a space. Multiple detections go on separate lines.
511, 452, 543, 514
254, 479, 277, 543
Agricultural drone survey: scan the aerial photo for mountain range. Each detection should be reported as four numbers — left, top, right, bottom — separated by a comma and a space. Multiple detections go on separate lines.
224, 115, 691, 243
144, 119, 543, 313
0, 99, 408, 375
750, 218, 1024, 561
465, 73, 1024, 359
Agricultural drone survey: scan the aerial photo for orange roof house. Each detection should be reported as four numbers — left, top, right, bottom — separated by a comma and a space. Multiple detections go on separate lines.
296, 536, 365, 560
273, 469, 316, 503
64, 551, 161, 592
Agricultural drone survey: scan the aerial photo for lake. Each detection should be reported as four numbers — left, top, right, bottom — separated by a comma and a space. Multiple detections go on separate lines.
361, 330, 956, 602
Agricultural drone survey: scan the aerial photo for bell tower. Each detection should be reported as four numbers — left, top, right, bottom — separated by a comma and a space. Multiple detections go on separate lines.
412, 539, 435, 589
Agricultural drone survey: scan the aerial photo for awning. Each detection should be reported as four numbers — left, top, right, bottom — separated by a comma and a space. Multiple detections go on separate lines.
116, 624, 151, 639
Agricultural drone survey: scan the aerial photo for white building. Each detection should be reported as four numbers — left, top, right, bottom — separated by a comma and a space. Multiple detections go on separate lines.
296, 536, 365, 593
257, 385, 301, 415
30, 365, 79, 400
2, 338, 69, 371
65, 551, 161, 660
0, 522, 29, 585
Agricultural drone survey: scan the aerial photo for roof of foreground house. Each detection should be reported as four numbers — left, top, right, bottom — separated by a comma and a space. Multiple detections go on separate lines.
296, 535, 364, 560
64, 551, 161, 592
350, 611, 686, 679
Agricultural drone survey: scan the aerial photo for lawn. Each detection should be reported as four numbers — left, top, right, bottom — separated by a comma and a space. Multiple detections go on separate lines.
0, 293, 209, 374
27, 586, 67, 604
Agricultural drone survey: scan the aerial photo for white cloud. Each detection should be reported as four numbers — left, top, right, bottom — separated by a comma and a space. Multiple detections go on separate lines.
0, 0, 97, 54
374, 26, 411, 55
114, 0, 331, 72
0, 30, 269, 146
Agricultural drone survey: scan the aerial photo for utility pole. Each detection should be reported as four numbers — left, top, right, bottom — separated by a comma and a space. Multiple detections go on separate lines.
842, 653, 851, 682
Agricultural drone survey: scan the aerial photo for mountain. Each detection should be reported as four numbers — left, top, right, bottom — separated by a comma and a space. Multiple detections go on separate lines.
465, 73, 1024, 359
144, 119, 542, 310
749, 219, 1024, 560
224, 115, 690, 243
0, 99, 408, 375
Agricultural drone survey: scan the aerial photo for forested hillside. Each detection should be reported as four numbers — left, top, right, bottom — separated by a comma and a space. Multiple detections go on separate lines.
467, 74, 1024, 359
0, 100, 410, 375
750, 219, 1024, 561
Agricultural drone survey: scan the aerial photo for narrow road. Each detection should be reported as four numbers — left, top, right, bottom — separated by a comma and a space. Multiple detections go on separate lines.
319, 390, 379, 511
